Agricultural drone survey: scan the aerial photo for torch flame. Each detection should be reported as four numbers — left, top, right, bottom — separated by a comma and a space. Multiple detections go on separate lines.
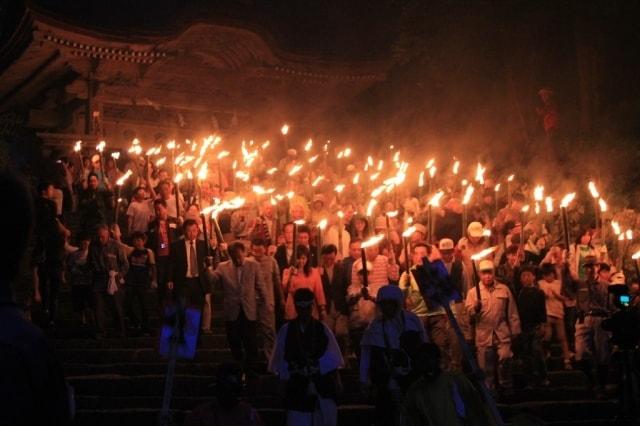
334, 184, 345, 193
428, 190, 445, 207
155, 157, 166, 167
462, 185, 475, 205
217, 151, 230, 160
74, 140, 82, 152
452, 160, 460, 175
534, 185, 544, 201
507, 174, 515, 182
197, 163, 208, 180
598, 198, 607, 212
352, 173, 360, 185
521, 205, 530, 213
475, 163, 486, 185
626, 230, 633, 240
293, 219, 305, 226
426, 158, 435, 169
429, 166, 437, 179
418, 171, 425, 188
166, 140, 176, 150
386, 210, 398, 218
116, 170, 133, 186
288, 164, 303, 176
317, 219, 328, 230
631, 250, 640, 260
402, 226, 417, 238
174, 172, 183, 183
560, 193, 576, 208
304, 139, 313, 152
312, 176, 325, 187
494, 183, 501, 192
361, 234, 385, 249
366, 199, 378, 217
111, 152, 120, 160
337, 211, 344, 219
308, 154, 319, 163
588, 181, 600, 199
545, 197, 554, 213
612, 220, 621, 235
470, 246, 498, 261
281, 124, 289, 136
96, 141, 106, 152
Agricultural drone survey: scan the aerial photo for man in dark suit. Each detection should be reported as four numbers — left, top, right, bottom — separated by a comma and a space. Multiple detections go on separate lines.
319, 244, 349, 354
274, 222, 294, 278
147, 199, 180, 305
167, 219, 210, 308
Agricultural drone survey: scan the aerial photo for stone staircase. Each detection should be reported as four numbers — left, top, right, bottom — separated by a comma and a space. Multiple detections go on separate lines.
43, 287, 630, 426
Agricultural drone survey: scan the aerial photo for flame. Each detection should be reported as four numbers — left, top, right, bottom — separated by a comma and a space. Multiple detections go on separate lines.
352, 173, 360, 185
252, 185, 267, 195
197, 163, 208, 180
393, 151, 400, 162
461, 179, 469, 187
626, 229, 633, 240
521, 205, 530, 213
281, 124, 289, 136
217, 151, 230, 160
111, 152, 120, 160
370, 172, 380, 181
494, 183, 501, 192
618, 234, 625, 241
288, 164, 303, 176
304, 139, 313, 152
317, 218, 328, 230
376, 159, 383, 171
293, 219, 306, 225
174, 172, 183, 183
367, 156, 374, 166
429, 165, 437, 179
334, 184, 345, 193
186, 170, 193, 180
428, 190, 445, 207
452, 160, 460, 175
482, 228, 492, 237
232, 160, 238, 170
266, 167, 278, 175
418, 171, 425, 188
96, 141, 106, 152
426, 158, 435, 169
402, 226, 417, 238
312, 176, 325, 187
286, 191, 294, 199
588, 181, 600, 199
475, 163, 486, 185
362, 234, 385, 249
166, 140, 176, 150
507, 174, 515, 182
598, 198, 607, 212
155, 157, 166, 167
612, 220, 621, 235
386, 210, 398, 218
337, 211, 344, 219
308, 154, 319, 163
545, 197, 554, 213
74, 140, 82, 152
534, 185, 544, 201
462, 185, 475, 205
116, 170, 133, 186
470, 246, 498, 261
344, 148, 352, 158
632, 250, 640, 260
371, 186, 386, 198
262, 141, 270, 150
560, 193, 576, 208
366, 199, 378, 217
235, 171, 250, 182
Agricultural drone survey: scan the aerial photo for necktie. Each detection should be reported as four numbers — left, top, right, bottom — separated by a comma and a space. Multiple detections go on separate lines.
190, 241, 198, 277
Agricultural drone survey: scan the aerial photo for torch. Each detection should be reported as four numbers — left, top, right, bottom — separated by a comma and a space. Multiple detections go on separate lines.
507, 174, 515, 207
114, 170, 132, 224
560, 193, 576, 260
74, 140, 83, 175
96, 141, 106, 183
361, 234, 384, 288
337, 211, 345, 255
386, 210, 398, 263
199, 206, 213, 259
217, 150, 229, 191
418, 171, 425, 199
632, 250, 640, 280
428, 190, 445, 244
281, 123, 289, 149
174, 172, 183, 219
599, 198, 608, 245
291, 219, 305, 267
520, 205, 530, 257
317, 218, 328, 263
470, 246, 498, 302
494, 183, 501, 217
402, 226, 417, 270
588, 181, 600, 236
462, 185, 475, 238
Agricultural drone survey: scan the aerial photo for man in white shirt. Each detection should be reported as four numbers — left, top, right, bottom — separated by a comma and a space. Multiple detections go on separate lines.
126, 186, 154, 234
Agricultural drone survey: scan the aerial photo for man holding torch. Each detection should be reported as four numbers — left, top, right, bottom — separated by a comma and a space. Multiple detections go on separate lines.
464, 259, 521, 396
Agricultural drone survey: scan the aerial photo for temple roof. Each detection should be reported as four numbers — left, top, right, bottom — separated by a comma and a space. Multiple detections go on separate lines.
0, 1, 394, 143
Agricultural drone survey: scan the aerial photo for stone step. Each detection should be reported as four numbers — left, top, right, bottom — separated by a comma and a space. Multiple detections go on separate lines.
50, 334, 228, 350
58, 348, 234, 363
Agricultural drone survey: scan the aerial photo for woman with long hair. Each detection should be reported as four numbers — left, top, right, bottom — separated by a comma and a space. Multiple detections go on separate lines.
282, 246, 326, 321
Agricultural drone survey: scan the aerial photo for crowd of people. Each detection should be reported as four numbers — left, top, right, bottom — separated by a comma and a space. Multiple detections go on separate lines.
16, 141, 640, 426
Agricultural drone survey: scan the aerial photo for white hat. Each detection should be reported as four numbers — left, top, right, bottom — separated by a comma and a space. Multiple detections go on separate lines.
413, 223, 427, 236
438, 238, 455, 251
610, 272, 626, 285
478, 259, 494, 271
287, 149, 297, 156
467, 222, 484, 238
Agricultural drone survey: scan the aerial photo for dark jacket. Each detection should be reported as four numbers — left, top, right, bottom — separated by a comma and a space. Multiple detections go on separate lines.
320, 262, 349, 315
517, 286, 547, 331
146, 217, 180, 257
88, 239, 129, 290
168, 239, 210, 293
